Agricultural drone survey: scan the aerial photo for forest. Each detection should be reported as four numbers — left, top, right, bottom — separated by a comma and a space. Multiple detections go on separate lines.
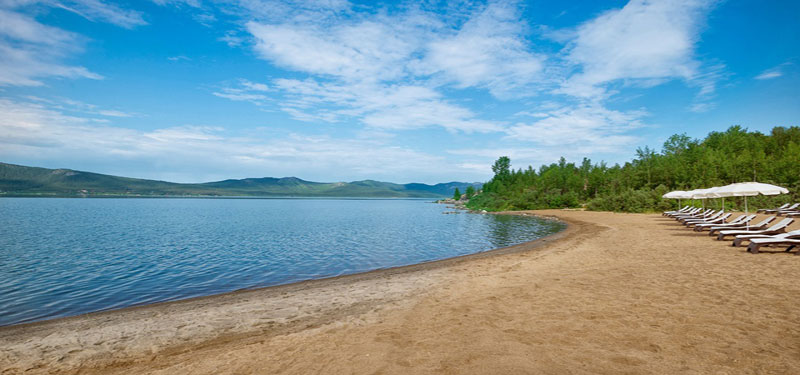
465, 126, 800, 213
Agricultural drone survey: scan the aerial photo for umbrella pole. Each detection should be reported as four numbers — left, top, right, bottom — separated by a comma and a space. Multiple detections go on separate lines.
745, 196, 749, 230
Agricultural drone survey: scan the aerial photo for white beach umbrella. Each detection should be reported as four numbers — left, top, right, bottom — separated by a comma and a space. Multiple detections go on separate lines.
662, 190, 689, 210
690, 188, 718, 216
662, 191, 684, 199
701, 186, 726, 212
712, 182, 790, 228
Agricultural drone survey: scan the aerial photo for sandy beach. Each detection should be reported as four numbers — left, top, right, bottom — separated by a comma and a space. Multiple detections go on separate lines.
2, 210, 799, 374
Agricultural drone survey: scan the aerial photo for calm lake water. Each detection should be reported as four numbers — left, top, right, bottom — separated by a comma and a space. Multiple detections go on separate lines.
0, 198, 564, 326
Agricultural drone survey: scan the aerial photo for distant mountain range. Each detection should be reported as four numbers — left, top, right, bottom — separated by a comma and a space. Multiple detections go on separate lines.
0, 162, 482, 198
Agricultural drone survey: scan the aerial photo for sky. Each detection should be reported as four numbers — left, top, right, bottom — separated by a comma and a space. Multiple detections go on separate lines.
0, 0, 798, 184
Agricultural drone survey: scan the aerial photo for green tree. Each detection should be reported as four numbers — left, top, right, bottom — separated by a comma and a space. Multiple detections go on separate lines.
453, 188, 461, 200
464, 126, 800, 213
491, 156, 511, 180
465, 185, 475, 197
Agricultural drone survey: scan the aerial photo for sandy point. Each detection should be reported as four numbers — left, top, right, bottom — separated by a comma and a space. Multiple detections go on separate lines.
1, 210, 799, 374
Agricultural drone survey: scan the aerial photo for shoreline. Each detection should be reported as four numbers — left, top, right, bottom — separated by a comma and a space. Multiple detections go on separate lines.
0, 212, 575, 374
3, 210, 799, 374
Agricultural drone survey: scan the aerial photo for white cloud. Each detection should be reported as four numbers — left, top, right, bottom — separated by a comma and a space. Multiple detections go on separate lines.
506, 104, 646, 152
0, 8, 102, 86
212, 90, 268, 103
227, 2, 546, 133
754, 71, 781, 80
212, 79, 271, 105
414, 1, 544, 96
0, 8, 77, 46
271, 78, 502, 132
151, 0, 202, 8
559, 0, 715, 98
0, 1, 147, 86
218, 30, 244, 47
228, 0, 352, 23
95, 109, 132, 117
246, 19, 417, 82
228, 0, 719, 138
53, 0, 147, 29
240, 80, 269, 91
754, 64, 789, 80
688, 101, 715, 113
0, 43, 103, 86
0, 98, 480, 183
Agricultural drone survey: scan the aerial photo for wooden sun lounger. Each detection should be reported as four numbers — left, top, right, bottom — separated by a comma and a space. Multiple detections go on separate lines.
693, 214, 748, 231
776, 203, 800, 216
709, 216, 775, 236
723, 218, 795, 245
744, 230, 800, 253
667, 207, 701, 218
717, 218, 792, 241
684, 212, 731, 227
674, 208, 712, 220
778, 210, 800, 217
732, 229, 800, 247
694, 214, 756, 234
677, 210, 717, 223
663, 206, 691, 216
757, 203, 790, 214
748, 239, 800, 254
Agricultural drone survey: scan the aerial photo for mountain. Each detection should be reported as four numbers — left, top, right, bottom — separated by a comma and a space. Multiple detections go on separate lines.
0, 162, 482, 198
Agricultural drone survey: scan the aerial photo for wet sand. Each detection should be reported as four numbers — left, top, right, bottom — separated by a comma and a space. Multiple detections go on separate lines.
2, 210, 799, 374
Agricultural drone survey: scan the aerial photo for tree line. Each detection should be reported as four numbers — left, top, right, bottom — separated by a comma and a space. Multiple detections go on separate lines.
465, 126, 800, 213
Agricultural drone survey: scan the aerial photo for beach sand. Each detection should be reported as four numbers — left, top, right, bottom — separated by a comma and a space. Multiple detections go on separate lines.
2, 210, 799, 374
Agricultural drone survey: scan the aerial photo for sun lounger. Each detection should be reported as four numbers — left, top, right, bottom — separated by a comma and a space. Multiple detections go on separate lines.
673, 208, 711, 220
684, 212, 731, 227
683, 210, 723, 222
757, 203, 790, 214
677, 210, 717, 223
776, 203, 800, 216
663, 206, 691, 216
778, 210, 800, 217
694, 214, 766, 235
708, 216, 774, 235
667, 207, 701, 218
743, 230, 800, 253
732, 229, 800, 247
699, 214, 755, 232
720, 218, 794, 244
748, 239, 800, 253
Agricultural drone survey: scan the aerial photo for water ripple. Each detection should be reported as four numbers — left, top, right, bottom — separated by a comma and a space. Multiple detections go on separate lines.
0, 198, 564, 326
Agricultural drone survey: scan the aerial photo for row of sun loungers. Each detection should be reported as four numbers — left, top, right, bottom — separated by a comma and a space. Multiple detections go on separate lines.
662, 206, 798, 254
744, 203, 800, 252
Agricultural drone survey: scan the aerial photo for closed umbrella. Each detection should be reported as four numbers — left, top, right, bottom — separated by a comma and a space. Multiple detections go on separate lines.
712, 182, 790, 228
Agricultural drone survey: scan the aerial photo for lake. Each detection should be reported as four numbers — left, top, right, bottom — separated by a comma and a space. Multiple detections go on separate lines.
0, 198, 564, 326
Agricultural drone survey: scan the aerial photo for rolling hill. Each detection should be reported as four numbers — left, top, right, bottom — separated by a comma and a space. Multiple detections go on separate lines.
0, 162, 481, 198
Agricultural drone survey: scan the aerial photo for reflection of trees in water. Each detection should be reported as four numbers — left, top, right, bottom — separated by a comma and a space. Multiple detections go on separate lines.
487, 215, 514, 249
486, 215, 565, 249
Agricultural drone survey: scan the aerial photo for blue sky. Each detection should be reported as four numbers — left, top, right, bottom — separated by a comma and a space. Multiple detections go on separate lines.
0, 0, 797, 184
